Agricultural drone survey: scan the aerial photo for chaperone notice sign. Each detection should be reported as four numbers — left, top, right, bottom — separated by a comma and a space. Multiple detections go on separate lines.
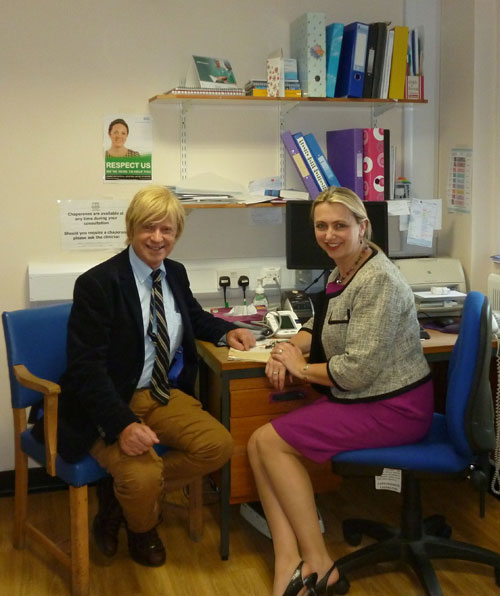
59, 199, 129, 250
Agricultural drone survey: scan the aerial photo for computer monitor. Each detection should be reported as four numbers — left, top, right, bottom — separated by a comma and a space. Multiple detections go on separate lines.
286, 200, 389, 270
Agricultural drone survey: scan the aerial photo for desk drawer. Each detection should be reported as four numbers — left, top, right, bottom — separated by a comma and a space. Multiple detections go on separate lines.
229, 413, 340, 503
230, 377, 320, 418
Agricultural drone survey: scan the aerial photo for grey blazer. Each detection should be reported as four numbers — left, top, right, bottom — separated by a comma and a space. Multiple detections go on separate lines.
304, 249, 430, 403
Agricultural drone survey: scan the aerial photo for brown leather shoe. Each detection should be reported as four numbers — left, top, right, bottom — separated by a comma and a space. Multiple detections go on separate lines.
127, 527, 166, 567
92, 477, 123, 557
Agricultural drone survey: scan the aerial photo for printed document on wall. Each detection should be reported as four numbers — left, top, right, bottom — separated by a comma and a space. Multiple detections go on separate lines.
447, 147, 472, 213
59, 199, 128, 250
406, 199, 439, 248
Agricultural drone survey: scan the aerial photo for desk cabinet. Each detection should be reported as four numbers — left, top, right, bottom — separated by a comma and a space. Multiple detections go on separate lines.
227, 376, 341, 503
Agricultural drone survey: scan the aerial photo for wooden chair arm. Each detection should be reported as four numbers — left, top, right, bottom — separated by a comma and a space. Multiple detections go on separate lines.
13, 364, 60, 476
13, 364, 60, 394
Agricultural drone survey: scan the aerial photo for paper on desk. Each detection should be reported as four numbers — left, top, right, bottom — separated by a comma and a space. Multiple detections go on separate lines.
414, 290, 466, 300
227, 338, 285, 362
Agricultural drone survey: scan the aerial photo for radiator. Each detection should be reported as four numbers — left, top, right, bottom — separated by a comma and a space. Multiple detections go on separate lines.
487, 273, 500, 312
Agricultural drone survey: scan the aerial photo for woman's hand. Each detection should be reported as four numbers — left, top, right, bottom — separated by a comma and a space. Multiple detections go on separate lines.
266, 341, 307, 390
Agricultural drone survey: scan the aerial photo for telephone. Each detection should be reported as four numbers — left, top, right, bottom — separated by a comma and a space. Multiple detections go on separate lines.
264, 310, 302, 339
282, 290, 314, 323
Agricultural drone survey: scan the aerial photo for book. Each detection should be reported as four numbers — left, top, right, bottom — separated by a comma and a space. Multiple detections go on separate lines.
405, 75, 424, 100
325, 23, 344, 98
363, 22, 388, 98
246, 88, 268, 97
362, 23, 378, 98
363, 128, 388, 201
267, 57, 284, 97
379, 29, 394, 99
293, 132, 327, 191
384, 128, 391, 201
388, 26, 409, 99
166, 86, 245, 96
278, 189, 310, 200
186, 56, 238, 89
245, 79, 267, 90
411, 28, 420, 75
335, 21, 369, 98
371, 23, 389, 98
267, 49, 285, 97
326, 128, 364, 197
290, 12, 327, 97
303, 133, 340, 187
281, 131, 320, 199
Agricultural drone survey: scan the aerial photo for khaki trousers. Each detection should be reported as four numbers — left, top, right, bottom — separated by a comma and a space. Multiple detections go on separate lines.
90, 388, 233, 533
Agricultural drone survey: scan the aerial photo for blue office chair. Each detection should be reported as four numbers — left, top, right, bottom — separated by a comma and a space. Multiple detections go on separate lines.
331, 291, 500, 595
2, 303, 203, 596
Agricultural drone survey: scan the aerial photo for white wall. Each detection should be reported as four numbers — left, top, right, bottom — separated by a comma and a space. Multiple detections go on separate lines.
1, 0, 426, 472
437, 0, 499, 292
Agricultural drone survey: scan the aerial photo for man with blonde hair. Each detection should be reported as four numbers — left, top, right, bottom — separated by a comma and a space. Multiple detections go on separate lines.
44, 186, 255, 566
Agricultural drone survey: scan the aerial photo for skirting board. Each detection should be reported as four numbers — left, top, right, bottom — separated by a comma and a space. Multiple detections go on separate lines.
0, 468, 66, 497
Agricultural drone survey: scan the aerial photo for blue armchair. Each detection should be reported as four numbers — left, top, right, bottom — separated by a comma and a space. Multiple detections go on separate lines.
2, 303, 203, 596
331, 291, 500, 595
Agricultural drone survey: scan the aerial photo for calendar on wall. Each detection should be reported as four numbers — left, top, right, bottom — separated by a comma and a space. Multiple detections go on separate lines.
447, 147, 472, 213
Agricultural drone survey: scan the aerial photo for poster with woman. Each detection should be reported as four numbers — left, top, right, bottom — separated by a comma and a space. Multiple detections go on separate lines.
103, 114, 152, 181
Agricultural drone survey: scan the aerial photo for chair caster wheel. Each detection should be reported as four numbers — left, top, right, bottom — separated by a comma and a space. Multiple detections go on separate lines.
334, 576, 350, 594
342, 520, 363, 546
424, 514, 452, 539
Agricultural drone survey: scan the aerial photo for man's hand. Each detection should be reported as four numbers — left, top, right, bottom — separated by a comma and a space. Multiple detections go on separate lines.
226, 328, 256, 351
119, 422, 159, 456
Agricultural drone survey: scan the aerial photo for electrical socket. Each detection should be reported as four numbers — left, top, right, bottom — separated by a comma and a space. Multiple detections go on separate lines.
261, 267, 281, 286
217, 269, 250, 289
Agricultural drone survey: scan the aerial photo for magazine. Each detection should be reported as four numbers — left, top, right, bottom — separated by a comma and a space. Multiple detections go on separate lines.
186, 55, 238, 89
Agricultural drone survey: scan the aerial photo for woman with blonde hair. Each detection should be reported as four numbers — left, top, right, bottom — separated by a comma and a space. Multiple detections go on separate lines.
248, 187, 433, 595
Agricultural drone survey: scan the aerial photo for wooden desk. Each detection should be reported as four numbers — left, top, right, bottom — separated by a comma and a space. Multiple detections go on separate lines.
196, 328, 458, 559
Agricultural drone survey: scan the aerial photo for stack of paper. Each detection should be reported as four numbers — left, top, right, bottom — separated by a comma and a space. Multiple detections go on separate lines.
170, 173, 270, 204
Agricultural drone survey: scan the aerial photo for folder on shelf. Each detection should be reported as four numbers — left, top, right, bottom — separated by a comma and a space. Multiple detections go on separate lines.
411, 28, 421, 75
293, 132, 327, 192
303, 133, 340, 187
335, 21, 369, 98
290, 12, 326, 97
388, 26, 409, 99
363, 22, 388, 98
379, 29, 394, 99
363, 128, 391, 201
325, 22, 344, 98
281, 131, 319, 199
326, 128, 364, 198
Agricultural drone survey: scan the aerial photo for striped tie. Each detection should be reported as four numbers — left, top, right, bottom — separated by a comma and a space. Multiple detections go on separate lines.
148, 269, 171, 404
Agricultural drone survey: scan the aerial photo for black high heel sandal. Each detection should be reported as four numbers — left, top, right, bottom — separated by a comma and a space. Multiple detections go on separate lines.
282, 560, 318, 596
314, 562, 346, 595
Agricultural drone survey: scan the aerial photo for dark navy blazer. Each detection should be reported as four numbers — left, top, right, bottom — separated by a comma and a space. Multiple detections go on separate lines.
53, 249, 235, 462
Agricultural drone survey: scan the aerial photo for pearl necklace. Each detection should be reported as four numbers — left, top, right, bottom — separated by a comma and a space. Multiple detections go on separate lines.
335, 246, 368, 284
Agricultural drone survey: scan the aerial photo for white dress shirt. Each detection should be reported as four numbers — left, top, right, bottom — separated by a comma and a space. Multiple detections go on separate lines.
128, 246, 183, 389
